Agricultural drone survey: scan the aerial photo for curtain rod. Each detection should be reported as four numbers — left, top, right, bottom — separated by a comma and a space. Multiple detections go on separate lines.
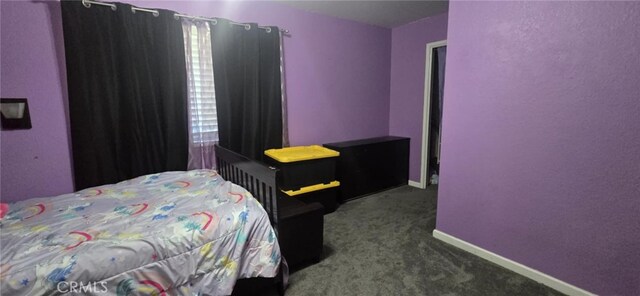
81, 0, 290, 34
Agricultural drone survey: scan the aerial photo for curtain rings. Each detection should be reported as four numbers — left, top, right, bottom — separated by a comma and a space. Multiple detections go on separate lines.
244, 24, 251, 30
211, 19, 218, 25
131, 7, 159, 17
82, 1, 116, 11
265, 27, 272, 33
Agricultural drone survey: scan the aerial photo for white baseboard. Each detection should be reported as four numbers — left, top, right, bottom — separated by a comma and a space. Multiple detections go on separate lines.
432, 229, 595, 296
408, 180, 423, 188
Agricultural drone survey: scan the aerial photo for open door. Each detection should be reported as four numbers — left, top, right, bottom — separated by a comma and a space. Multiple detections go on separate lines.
420, 40, 447, 188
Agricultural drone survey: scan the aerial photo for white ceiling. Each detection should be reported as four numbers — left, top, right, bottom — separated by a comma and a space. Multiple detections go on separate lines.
276, 0, 449, 28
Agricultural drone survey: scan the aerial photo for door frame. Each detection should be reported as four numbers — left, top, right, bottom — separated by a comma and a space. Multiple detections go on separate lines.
418, 39, 447, 189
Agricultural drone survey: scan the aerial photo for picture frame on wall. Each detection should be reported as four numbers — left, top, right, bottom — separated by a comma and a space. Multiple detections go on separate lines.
1, 98, 32, 130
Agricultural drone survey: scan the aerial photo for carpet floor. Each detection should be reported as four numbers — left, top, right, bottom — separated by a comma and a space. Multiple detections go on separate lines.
282, 185, 565, 296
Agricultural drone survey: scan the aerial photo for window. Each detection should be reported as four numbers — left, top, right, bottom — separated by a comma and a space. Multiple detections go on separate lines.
183, 22, 218, 144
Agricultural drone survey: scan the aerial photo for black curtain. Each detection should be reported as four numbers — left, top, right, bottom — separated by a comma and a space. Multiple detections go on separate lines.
61, 1, 188, 190
211, 19, 283, 161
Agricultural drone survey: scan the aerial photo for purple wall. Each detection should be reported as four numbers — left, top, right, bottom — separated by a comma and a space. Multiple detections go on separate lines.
0, 1, 74, 201
436, 1, 640, 295
389, 14, 448, 182
0, 1, 391, 201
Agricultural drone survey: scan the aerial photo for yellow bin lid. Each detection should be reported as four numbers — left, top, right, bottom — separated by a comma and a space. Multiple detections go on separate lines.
265, 145, 339, 163
282, 181, 340, 196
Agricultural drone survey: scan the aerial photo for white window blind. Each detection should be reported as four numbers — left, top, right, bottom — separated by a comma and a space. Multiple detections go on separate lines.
183, 22, 218, 144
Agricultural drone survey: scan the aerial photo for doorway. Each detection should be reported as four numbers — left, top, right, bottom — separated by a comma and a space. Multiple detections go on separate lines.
418, 40, 447, 188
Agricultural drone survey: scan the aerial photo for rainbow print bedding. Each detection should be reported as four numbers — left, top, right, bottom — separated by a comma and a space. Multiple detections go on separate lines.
0, 170, 281, 295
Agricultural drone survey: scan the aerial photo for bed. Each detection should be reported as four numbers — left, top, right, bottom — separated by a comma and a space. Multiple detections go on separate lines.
0, 146, 287, 295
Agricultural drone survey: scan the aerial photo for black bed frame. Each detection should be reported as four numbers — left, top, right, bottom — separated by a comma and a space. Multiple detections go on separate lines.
215, 145, 325, 296
215, 145, 284, 295
215, 145, 281, 224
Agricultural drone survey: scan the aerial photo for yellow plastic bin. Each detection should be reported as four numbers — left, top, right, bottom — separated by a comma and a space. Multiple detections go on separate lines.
265, 145, 339, 191
282, 181, 340, 214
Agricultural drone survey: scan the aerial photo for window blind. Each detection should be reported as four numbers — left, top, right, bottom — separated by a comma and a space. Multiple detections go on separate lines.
184, 23, 218, 144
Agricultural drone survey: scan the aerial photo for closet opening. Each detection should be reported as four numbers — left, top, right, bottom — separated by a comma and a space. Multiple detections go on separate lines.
419, 40, 447, 188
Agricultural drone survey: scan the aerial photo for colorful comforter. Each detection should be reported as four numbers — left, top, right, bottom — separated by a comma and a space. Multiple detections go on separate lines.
0, 170, 281, 295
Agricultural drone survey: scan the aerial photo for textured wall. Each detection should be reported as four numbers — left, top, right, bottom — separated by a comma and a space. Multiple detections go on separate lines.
389, 14, 448, 182
0, 1, 75, 201
0, 1, 392, 201
436, 1, 640, 295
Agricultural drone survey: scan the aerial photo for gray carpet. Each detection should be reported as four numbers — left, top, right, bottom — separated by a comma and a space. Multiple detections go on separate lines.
284, 186, 564, 296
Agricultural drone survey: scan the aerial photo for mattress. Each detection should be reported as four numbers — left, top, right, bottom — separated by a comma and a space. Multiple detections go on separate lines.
0, 170, 281, 295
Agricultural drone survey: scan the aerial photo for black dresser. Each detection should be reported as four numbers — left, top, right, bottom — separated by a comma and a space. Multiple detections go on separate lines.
324, 136, 410, 202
